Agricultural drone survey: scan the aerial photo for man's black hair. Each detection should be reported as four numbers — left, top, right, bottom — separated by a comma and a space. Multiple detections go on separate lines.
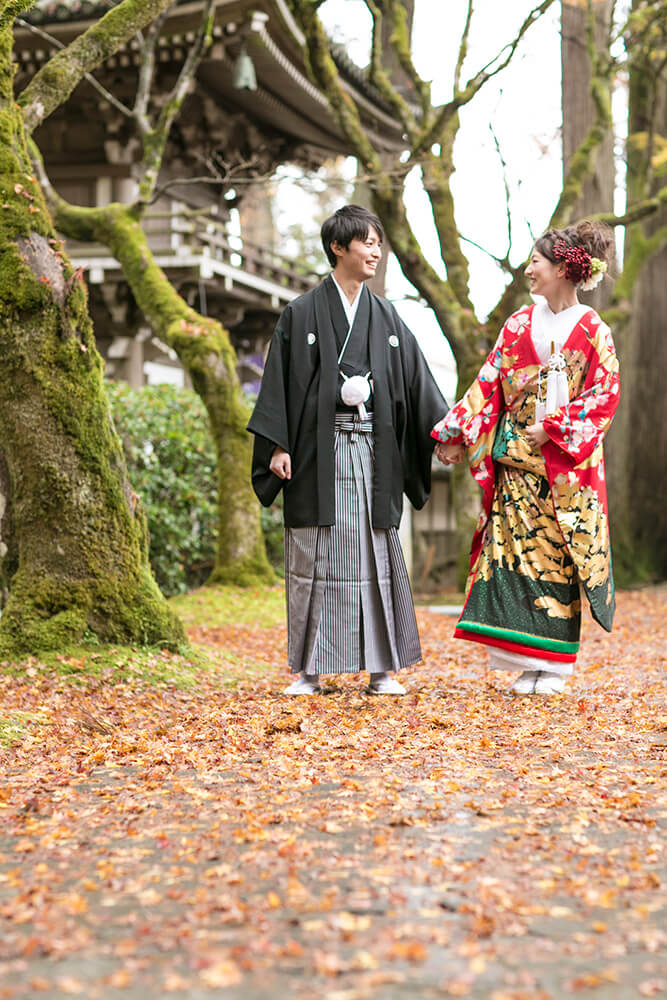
320, 204, 384, 269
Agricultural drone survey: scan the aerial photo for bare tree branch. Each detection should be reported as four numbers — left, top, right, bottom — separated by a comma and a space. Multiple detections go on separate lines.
148, 151, 266, 203
454, 0, 474, 92
135, 0, 214, 202
287, 0, 386, 182
459, 233, 506, 267
364, 0, 418, 140
384, 0, 432, 119
163, 0, 213, 121
411, 0, 557, 159
15, 17, 133, 120
594, 184, 667, 227
18, 0, 179, 134
0, 0, 29, 31
489, 117, 514, 262
134, 11, 169, 135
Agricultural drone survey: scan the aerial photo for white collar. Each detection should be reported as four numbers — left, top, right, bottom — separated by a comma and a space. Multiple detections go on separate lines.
332, 273, 363, 329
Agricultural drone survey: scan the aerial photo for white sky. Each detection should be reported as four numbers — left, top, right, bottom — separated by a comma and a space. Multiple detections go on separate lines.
273, 0, 626, 399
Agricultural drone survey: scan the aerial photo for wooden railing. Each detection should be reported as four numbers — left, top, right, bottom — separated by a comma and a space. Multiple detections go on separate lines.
66, 203, 322, 300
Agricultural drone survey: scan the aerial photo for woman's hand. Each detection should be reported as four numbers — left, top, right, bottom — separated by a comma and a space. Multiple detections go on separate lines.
526, 423, 549, 448
435, 442, 465, 465
270, 446, 291, 480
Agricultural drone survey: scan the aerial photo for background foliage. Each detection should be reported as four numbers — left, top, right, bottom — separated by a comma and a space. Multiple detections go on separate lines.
107, 382, 217, 595
107, 382, 283, 595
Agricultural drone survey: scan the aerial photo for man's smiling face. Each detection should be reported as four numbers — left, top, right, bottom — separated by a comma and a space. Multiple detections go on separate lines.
332, 227, 383, 282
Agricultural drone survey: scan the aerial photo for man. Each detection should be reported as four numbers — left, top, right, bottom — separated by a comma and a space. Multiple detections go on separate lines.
248, 205, 447, 695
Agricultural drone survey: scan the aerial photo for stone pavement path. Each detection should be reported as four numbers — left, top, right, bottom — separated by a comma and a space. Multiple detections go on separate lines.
0, 589, 665, 999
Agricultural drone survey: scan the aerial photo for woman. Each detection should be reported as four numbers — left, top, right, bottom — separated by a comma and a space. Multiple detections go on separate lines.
433, 221, 620, 695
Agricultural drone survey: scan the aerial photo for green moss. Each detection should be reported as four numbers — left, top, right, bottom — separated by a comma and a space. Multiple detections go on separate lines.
0, 559, 185, 657
169, 583, 285, 628
0, 66, 184, 658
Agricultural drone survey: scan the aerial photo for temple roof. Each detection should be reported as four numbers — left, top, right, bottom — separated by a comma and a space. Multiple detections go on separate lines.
15, 0, 406, 156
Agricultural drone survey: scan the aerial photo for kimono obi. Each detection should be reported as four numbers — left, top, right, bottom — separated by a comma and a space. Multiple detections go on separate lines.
491, 376, 547, 478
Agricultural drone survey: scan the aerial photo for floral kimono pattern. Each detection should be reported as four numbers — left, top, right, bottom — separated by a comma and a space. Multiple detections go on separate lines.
433, 305, 620, 662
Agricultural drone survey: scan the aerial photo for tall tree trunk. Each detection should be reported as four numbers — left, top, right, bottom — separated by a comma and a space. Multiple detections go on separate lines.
622, 211, 667, 579
0, 24, 184, 655
562, 0, 615, 223
607, 10, 667, 580
561, 0, 641, 580
562, 0, 615, 309
0, 449, 15, 609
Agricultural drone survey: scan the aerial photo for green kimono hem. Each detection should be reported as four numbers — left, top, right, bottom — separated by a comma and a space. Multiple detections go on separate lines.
456, 620, 580, 654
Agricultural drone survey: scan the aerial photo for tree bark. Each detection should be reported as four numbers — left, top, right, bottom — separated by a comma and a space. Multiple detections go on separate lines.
0, 449, 15, 609
562, 1, 615, 220
0, 22, 184, 654
606, 3, 667, 580
562, 0, 615, 311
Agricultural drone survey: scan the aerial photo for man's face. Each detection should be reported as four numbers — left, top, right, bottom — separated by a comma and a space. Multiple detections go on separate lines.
332, 228, 383, 281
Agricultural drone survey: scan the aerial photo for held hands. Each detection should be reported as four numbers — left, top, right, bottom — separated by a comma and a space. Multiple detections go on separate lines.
270, 446, 291, 480
525, 423, 549, 449
435, 442, 465, 466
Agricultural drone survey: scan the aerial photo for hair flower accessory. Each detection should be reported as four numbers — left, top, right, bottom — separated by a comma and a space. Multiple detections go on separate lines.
580, 257, 607, 291
552, 239, 594, 286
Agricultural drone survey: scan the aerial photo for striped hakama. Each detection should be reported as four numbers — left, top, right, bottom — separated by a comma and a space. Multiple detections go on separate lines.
286, 414, 420, 676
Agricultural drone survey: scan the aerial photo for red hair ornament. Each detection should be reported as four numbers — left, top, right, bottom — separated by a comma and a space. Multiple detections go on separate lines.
551, 240, 607, 290
552, 240, 593, 285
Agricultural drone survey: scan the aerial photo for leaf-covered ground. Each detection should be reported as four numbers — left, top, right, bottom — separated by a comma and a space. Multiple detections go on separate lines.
0, 587, 665, 999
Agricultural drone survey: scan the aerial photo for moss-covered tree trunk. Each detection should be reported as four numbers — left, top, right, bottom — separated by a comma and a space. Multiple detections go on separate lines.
0, 25, 184, 655
18, 0, 272, 589
606, 8, 667, 581
0, 448, 15, 608
49, 200, 273, 587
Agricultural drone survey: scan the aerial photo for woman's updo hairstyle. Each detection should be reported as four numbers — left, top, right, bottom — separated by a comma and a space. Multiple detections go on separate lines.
535, 220, 614, 288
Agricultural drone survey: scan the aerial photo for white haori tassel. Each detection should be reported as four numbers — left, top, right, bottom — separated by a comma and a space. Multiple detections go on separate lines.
341, 372, 371, 420
536, 341, 569, 421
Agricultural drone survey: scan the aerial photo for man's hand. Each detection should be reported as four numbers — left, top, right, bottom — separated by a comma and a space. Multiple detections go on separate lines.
435, 442, 465, 465
270, 446, 292, 480
526, 423, 549, 449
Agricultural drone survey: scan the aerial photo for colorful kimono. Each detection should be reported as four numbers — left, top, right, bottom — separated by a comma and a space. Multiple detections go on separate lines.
432, 304, 620, 666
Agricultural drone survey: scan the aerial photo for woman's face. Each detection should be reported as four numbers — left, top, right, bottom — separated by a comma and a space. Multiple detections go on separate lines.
525, 248, 566, 298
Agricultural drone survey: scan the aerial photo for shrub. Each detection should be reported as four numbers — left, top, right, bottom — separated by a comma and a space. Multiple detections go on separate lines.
107, 382, 218, 596
107, 382, 283, 596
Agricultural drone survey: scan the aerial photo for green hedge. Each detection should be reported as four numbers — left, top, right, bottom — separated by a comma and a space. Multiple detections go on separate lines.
107, 382, 285, 596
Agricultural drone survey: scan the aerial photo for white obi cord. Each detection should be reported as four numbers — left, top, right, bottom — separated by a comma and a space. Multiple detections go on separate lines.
340, 373, 371, 419
336, 311, 371, 420
536, 348, 569, 423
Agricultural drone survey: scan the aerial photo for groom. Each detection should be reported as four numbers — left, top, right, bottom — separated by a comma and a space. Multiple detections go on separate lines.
248, 205, 447, 694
